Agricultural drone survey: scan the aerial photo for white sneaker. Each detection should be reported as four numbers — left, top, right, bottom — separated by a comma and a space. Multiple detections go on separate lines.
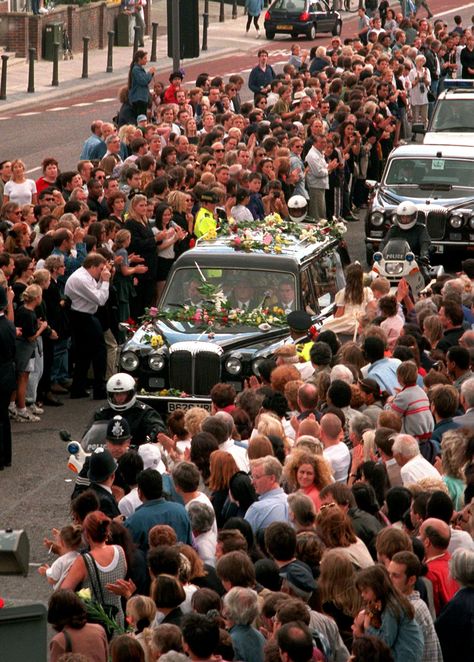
256, 29, 261, 39
29, 403, 44, 415
16, 408, 40, 423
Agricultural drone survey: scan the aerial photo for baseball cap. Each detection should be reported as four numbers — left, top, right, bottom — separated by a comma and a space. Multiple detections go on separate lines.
138, 443, 166, 473
279, 560, 316, 594
106, 415, 131, 444
136, 114, 148, 123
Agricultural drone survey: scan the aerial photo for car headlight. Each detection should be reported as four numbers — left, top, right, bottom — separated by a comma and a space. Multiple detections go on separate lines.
386, 262, 404, 275
469, 215, 474, 229
120, 351, 139, 371
449, 213, 464, 229
370, 212, 384, 227
252, 358, 265, 376
225, 356, 242, 376
148, 353, 165, 371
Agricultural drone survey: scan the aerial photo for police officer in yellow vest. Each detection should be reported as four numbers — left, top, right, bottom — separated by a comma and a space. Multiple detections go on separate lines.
287, 310, 314, 362
194, 190, 219, 238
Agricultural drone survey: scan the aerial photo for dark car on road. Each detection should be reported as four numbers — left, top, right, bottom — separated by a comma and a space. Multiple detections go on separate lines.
264, 0, 342, 40
119, 230, 344, 417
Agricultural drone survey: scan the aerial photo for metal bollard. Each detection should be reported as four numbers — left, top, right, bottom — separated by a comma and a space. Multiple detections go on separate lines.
232, 1, 238, 19
133, 25, 142, 54
150, 22, 158, 62
27, 47, 36, 93
82, 36, 90, 79
202, 12, 209, 51
219, 0, 225, 22
0, 54, 8, 100
106, 30, 114, 73
52, 42, 59, 87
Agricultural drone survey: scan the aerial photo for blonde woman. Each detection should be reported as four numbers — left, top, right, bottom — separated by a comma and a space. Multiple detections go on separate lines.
318, 549, 363, 649
439, 429, 467, 510
423, 314, 444, 352
168, 190, 194, 250
10, 284, 48, 422
3, 159, 37, 206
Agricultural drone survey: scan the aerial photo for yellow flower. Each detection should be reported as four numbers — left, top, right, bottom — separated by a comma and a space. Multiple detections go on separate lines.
256, 316, 262, 325
150, 335, 164, 348
77, 588, 92, 601
159, 389, 169, 396
206, 228, 217, 240
275, 245, 282, 254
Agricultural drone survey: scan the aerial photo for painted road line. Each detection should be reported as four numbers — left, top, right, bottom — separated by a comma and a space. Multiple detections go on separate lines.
17, 111, 41, 116
47, 107, 69, 112
26, 166, 41, 174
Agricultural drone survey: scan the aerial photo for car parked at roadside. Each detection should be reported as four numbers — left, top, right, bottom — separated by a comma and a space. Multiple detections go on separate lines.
264, 0, 342, 40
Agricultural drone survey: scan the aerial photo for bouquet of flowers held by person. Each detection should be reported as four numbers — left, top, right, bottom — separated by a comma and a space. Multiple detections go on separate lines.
76, 588, 126, 638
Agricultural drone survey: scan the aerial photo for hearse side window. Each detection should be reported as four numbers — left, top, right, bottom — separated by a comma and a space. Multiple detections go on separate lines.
309, 251, 339, 310
301, 268, 317, 314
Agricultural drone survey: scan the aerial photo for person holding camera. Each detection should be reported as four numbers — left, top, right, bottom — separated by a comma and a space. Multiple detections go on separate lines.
408, 54, 431, 127
262, 181, 288, 218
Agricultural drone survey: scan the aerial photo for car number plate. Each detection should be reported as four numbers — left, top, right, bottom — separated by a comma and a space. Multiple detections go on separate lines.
434, 245, 444, 253
167, 400, 212, 413
277, 24, 292, 29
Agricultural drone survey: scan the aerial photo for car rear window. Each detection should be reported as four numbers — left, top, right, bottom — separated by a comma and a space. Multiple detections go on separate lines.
272, 0, 307, 10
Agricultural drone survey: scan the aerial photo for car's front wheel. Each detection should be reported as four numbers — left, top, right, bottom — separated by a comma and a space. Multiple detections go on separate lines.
306, 24, 317, 40
332, 20, 342, 36
266, 30, 275, 39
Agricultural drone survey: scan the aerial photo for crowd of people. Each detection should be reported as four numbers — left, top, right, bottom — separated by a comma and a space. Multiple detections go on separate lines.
2, 3, 474, 661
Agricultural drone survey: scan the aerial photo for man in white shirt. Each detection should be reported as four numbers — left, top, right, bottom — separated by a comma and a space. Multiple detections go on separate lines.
392, 434, 441, 486
64, 252, 110, 400
321, 413, 351, 482
202, 413, 250, 472
305, 134, 337, 221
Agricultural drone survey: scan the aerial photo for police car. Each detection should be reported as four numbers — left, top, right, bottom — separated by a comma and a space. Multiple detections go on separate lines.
119, 221, 344, 416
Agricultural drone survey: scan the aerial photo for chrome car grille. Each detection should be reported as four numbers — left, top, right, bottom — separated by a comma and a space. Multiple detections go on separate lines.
416, 206, 447, 241
169, 342, 223, 396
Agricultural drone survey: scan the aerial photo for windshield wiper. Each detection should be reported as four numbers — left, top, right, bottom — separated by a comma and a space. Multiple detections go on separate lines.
419, 183, 453, 190
162, 302, 184, 308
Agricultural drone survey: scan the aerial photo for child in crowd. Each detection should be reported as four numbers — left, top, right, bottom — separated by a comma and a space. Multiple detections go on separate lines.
38, 524, 82, 589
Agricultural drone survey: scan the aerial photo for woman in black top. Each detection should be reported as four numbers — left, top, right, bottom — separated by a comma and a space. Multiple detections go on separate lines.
124, 194, 162, 317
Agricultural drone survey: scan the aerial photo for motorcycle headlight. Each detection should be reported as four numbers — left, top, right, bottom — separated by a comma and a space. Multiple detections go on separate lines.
225, 356, 242, 376
449, 213, 464, 229
148, 353, 165, 371
370, 212, 384, 227
385, 262, 404, 275
469, 214, 474, 229
120, 351, 139, 371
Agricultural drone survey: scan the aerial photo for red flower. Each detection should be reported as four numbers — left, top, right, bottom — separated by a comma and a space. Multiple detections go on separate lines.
189, 238, 196, 249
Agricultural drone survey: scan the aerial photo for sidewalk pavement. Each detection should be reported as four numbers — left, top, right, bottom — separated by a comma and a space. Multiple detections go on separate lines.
0, 1, 255, 114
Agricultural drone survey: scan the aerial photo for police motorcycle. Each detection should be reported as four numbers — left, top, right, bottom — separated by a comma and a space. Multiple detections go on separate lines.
370, 202, 443, 296
61, 373, 164, 474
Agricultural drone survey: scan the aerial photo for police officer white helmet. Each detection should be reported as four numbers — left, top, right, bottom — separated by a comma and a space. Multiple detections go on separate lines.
106, 373, 137, 411
288, 195, 308, 222
395, 201, 418, 230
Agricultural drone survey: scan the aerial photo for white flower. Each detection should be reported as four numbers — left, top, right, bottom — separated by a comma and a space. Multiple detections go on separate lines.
77, 588, 92, 601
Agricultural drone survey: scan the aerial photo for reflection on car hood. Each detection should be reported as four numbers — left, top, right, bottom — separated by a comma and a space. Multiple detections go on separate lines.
378, 186, 474, 209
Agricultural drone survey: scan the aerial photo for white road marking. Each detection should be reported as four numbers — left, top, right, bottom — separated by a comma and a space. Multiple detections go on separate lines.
0, 116, 11, 120
73, 102, 94, 107
26, 166, 41, 174
95, 98, 115, 103
17, 111, 41, 116
47, 106, 68, 112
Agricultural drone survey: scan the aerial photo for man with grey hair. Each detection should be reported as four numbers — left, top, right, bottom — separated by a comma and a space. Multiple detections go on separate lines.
392, 434, 441, 486
98, 134, 123, 176
213, 411, 249, 471
223, 587, 265, 662
245, 456, 288, 533
453, 376, 474, 429
187, 501, 216, 567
